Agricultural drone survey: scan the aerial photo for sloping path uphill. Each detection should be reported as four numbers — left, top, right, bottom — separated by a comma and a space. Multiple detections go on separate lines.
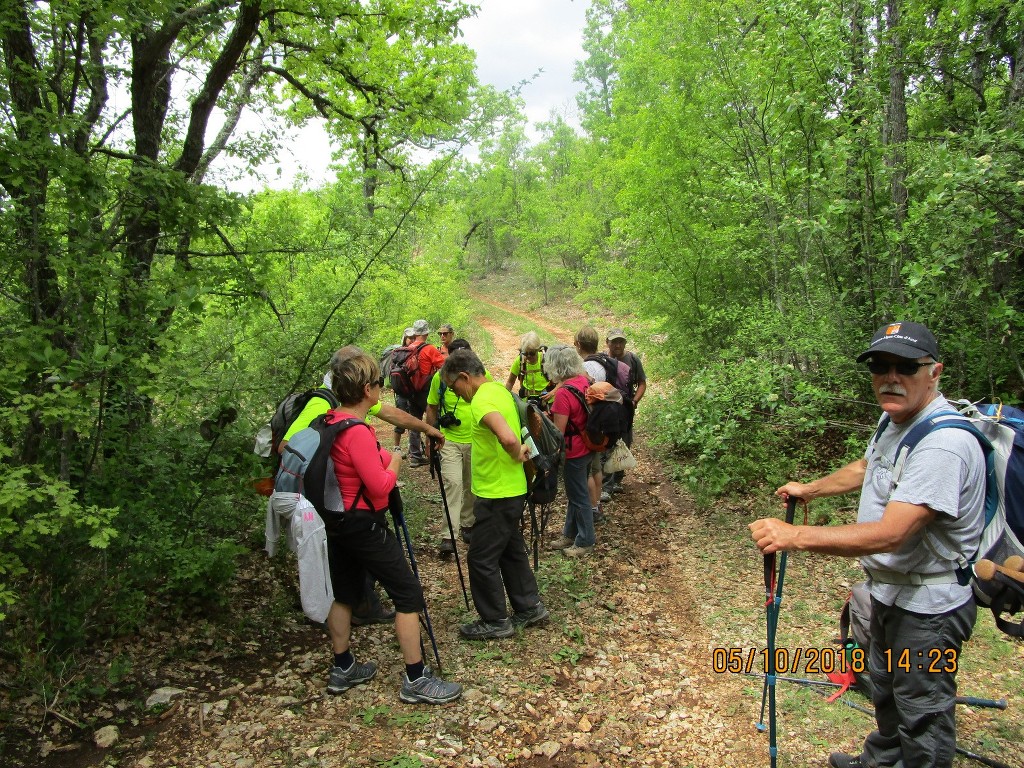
22, 290, 909, 768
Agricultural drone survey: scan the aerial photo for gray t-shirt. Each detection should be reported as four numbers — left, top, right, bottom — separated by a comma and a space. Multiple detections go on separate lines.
858, 395, 985, 612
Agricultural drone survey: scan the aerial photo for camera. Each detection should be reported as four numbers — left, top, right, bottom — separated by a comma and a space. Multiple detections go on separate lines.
438, 413, 461, 428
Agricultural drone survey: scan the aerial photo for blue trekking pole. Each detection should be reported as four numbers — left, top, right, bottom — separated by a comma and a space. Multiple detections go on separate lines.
756, 496, 797, 767
388, 487, 444, 673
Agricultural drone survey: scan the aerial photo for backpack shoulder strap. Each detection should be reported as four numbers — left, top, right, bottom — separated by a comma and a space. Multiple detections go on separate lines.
888, 412, 997, 574
311, 387, 339, 409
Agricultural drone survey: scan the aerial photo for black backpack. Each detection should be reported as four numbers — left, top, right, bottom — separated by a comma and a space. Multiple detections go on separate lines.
585, 352, 632, 399
562, 383, 625, 453
514, 393, 564, 506
269, 387, 339, 460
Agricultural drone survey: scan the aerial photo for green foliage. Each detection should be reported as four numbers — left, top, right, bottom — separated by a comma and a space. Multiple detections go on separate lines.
648, 307, 874, 505
0, 0, 488, 691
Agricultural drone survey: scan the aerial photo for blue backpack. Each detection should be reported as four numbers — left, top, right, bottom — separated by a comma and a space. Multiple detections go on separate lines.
876, 401, 1024, 637
274, 415, 375, 514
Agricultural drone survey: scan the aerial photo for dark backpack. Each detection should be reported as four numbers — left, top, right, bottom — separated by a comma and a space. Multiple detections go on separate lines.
274, 415, 375, 514
874, 401, 1024, 638
514, 392, 565, 506
586, 352, 632, 399
389, 342, 432, 398
563, 383, 625, 453
269, 387, 339, 459
379, 344, 402, 389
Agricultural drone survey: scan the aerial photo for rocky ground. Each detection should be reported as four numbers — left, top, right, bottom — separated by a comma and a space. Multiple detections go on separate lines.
5, 285, 1021, 768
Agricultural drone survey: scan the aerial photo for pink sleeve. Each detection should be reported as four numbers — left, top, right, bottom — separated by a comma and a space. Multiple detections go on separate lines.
331, 423, 396, 510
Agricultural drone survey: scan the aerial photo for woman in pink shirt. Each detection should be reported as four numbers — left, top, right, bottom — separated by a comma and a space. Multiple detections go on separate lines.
542, 344, 596, 557
319, 347, 461, 705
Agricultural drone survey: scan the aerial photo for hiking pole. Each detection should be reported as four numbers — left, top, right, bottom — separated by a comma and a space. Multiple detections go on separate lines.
756, 496, 798, 768
743, 672, 1008, 709
388, 487, 443, 673
428, 438, 470, 610
801, 683, 1015, 768
529, 498, 540, 571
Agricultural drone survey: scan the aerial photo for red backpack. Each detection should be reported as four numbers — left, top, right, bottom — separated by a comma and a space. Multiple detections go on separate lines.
389, 342, 432, 397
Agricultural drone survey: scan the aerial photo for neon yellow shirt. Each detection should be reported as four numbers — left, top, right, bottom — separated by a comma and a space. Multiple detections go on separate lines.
469, 381, 527, 499
427, 369, 494, 444
509, 352, 550, 396
284, 394, 381, 440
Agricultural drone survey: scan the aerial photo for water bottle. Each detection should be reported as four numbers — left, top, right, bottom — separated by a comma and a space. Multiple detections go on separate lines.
521, 427, 540, 458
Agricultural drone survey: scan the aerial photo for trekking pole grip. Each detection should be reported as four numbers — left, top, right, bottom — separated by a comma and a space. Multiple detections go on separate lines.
974, 559, 1024, 584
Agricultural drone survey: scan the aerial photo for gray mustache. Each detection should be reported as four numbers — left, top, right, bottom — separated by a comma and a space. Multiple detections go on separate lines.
879, 384, 907, 396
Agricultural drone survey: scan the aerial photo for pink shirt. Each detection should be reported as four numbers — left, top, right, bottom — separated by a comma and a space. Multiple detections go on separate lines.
551, 375, 591, 459
326, 410, 396, 512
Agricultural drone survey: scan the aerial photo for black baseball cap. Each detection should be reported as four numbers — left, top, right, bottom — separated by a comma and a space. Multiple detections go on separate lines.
856, 321, 940, 362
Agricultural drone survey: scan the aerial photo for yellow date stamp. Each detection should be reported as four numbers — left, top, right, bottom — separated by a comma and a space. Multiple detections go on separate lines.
711, 646, 865, 675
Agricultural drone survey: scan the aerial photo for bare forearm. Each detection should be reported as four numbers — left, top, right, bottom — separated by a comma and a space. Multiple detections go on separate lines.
783, 459, 867, 502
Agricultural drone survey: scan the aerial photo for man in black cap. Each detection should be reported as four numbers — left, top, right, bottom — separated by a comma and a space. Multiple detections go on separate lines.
749, 321, 985, 768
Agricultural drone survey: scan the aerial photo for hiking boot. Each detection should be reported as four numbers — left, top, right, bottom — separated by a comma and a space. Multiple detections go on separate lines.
827, 754, 865, 768
407, 456, 428, 468
460, 526, 473, 543
438, 539, 455, 559
599, 490, 612, 503
609, 483, 624, 494
351, 607, 396, 626
511, 602, 550, 629
399, 667, 462, 704
563, 545, 594, 559
459, 618, 514, 640
546, 535, 574, 551
327, 660, 377, 694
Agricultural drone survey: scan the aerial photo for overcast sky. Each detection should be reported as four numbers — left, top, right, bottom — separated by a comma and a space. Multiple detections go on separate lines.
227, 0, 591, 191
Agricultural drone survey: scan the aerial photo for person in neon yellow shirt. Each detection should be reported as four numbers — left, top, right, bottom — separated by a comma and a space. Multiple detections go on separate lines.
504, 331, 553, 401
440, 349, 548, 640
425, 339, 494, 558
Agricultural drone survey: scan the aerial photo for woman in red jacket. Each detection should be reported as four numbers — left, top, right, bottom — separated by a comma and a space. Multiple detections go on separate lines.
321, 347, 461, 705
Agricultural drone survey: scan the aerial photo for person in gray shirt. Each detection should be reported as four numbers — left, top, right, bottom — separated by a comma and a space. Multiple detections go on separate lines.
750, 321, 985, 768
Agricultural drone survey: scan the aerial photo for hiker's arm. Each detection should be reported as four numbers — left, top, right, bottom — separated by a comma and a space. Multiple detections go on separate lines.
775, 458, 868, 503
374, 403, 444, 446
633, 380, 647, 404
504, 372, 517, 391
551, 411, 568, 435
481, 411, 530, 463
750, 502, 935, 556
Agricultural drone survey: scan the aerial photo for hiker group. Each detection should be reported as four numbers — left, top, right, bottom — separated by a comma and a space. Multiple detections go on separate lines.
262, 320, 647, 705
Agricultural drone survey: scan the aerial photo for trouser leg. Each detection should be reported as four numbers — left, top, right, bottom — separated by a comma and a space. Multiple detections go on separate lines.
861, 598, 975, 768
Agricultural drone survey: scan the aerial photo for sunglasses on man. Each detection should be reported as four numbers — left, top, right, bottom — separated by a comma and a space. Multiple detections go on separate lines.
863, 359, 933, 376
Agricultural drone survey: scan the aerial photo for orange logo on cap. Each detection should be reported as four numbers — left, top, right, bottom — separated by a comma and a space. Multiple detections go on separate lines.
885, 323, 902, 336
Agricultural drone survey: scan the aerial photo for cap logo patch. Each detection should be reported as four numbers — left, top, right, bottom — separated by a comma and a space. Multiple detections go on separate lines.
885, 323, 901, 336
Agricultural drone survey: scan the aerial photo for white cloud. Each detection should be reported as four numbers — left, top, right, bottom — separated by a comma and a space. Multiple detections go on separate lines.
461, 0, 589, 134
217, 1, 590, 190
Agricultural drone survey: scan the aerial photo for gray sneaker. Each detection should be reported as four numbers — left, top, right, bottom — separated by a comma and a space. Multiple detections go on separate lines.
399, 667, 463, 704
326, 660, 377, 694
459, 618, 514, 640
511, 602, 550, 629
